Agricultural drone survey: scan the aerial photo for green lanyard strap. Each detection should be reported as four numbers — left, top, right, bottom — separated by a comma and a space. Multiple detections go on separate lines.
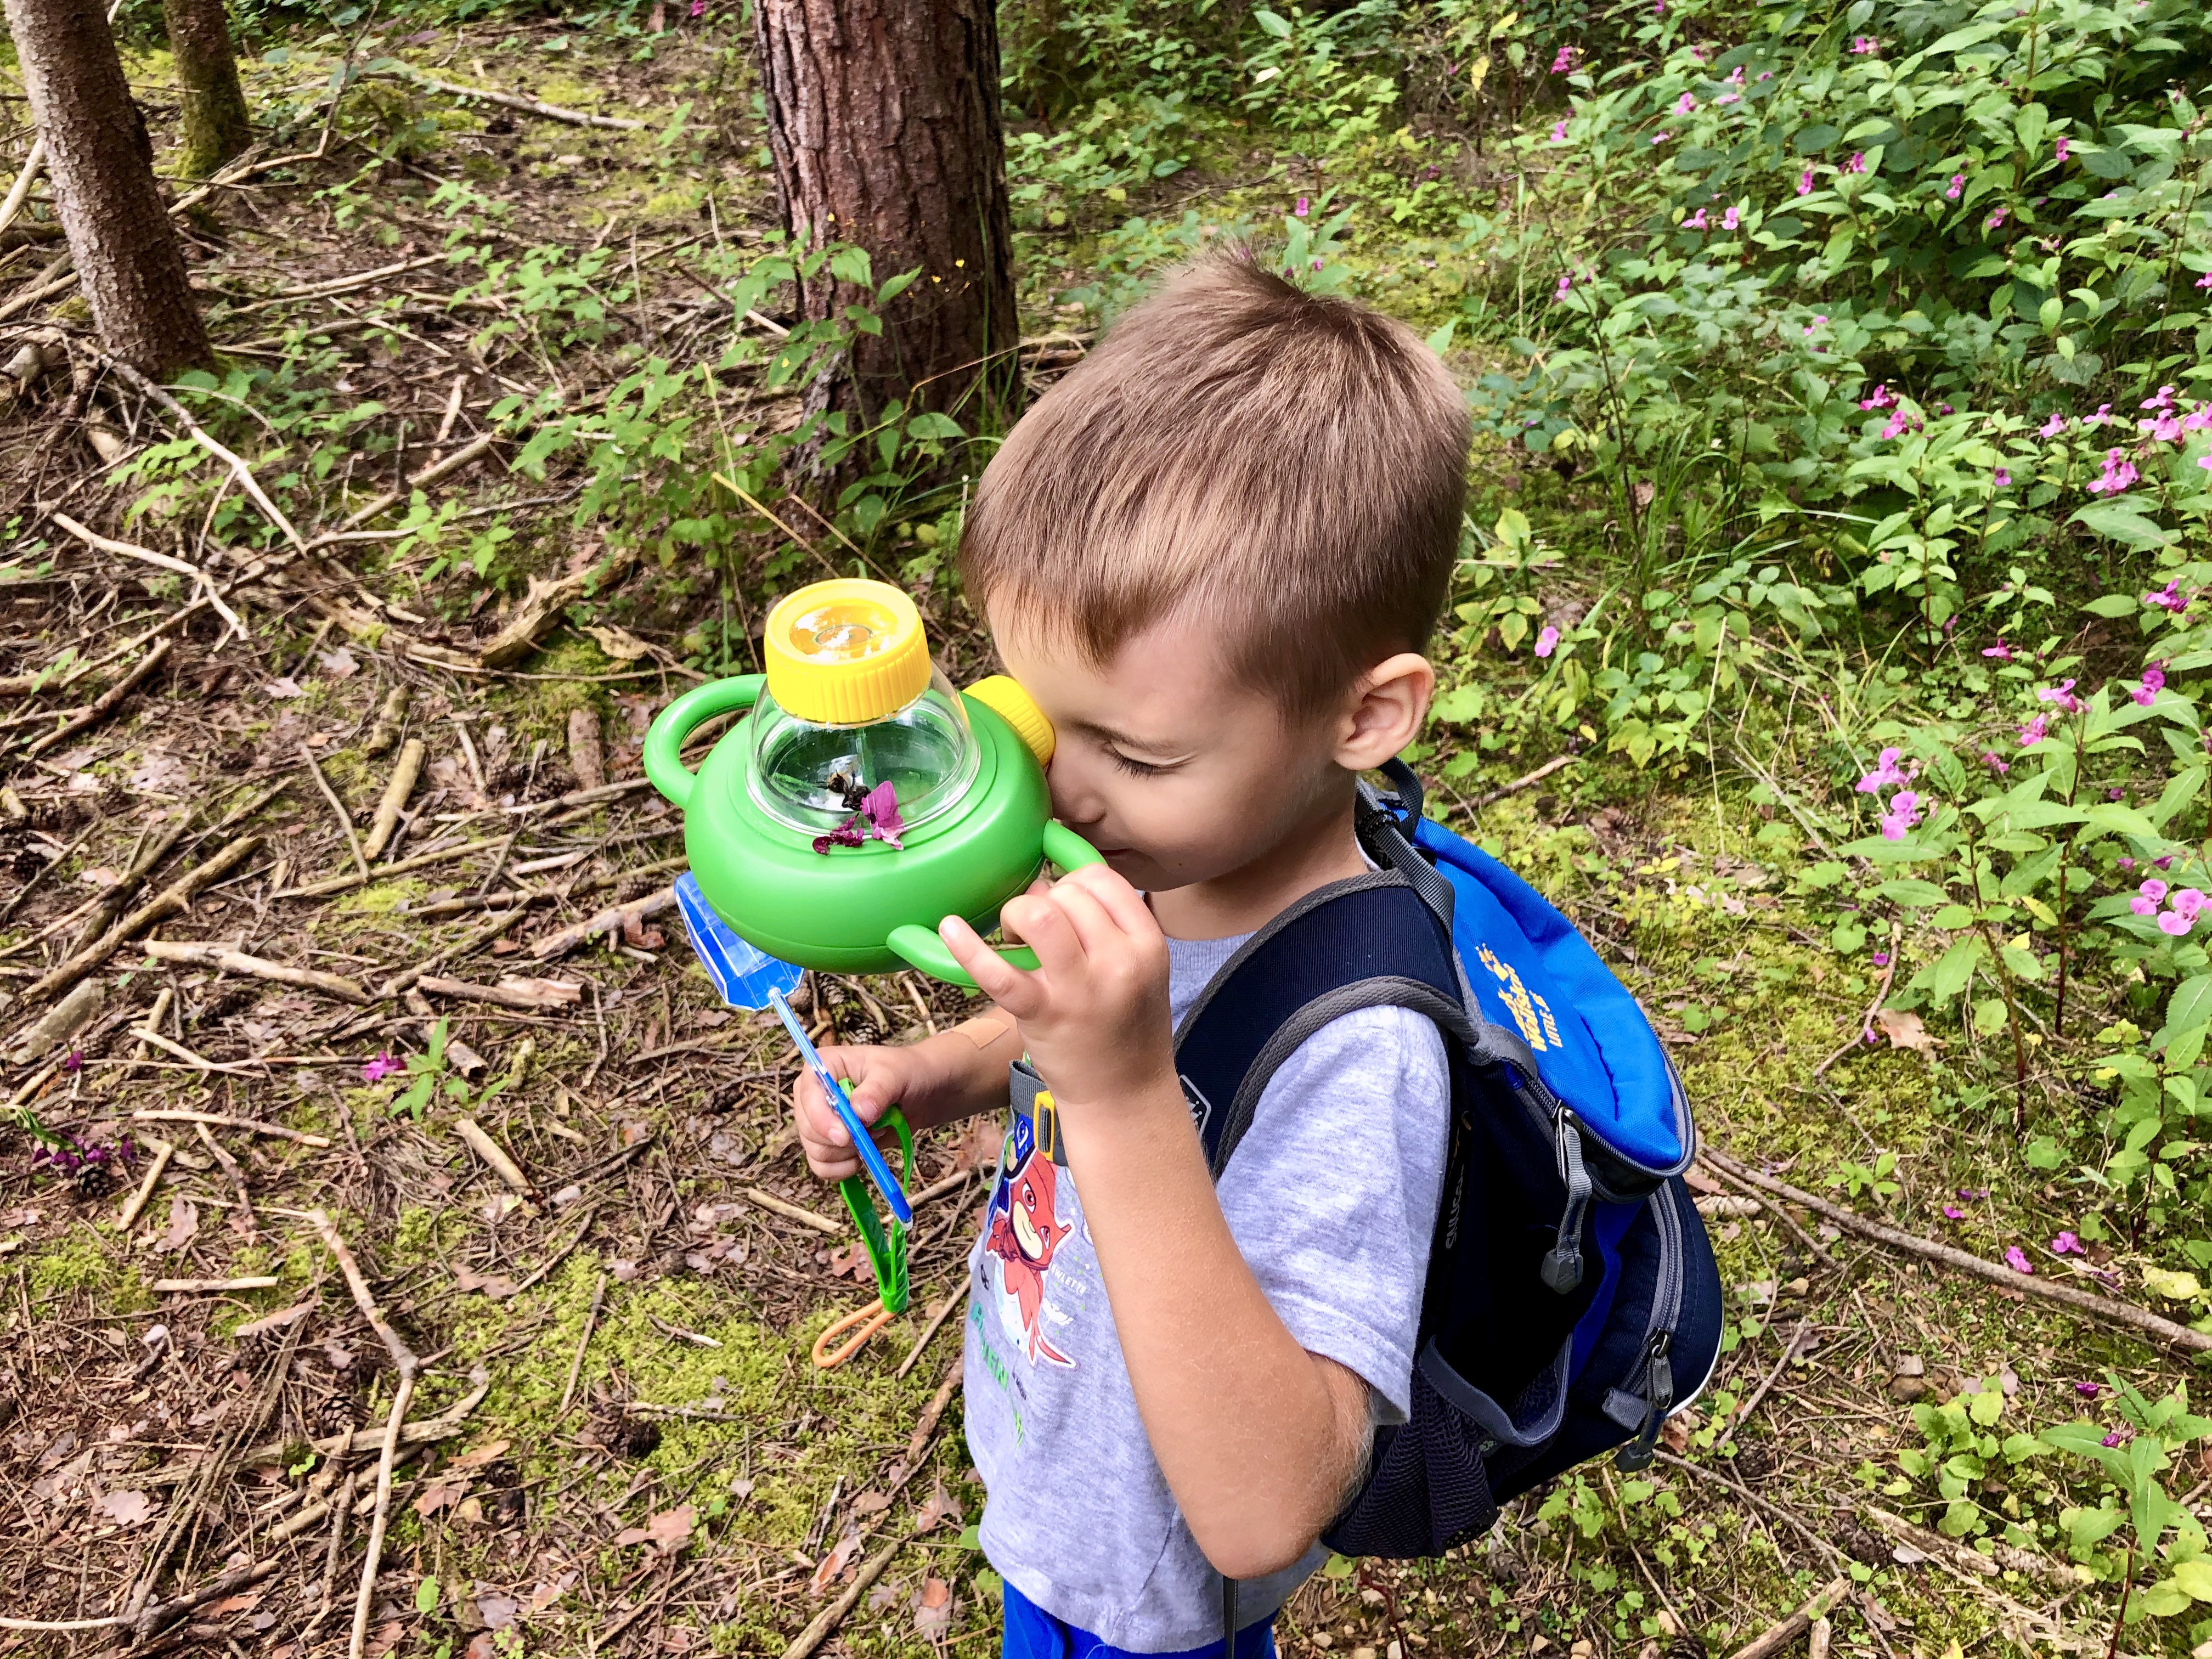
834, 1105, 913, 1318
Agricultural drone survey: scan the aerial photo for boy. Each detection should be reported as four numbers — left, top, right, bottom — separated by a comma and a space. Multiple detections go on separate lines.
791, 251, 1470, 1656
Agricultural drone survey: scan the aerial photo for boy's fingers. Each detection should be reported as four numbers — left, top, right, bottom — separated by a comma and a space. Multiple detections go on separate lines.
940, 913, 1042, 1013
1003, 890, 1088, 981
1060, 862, 1157, 936
1042, 880, 1125, 959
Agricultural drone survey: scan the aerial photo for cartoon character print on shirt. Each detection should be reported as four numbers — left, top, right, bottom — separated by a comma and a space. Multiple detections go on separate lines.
981, 1111, 1076, 1368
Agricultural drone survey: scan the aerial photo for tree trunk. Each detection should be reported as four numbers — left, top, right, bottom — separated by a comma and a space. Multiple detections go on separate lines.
2, 0, 210, 374
756, 0, 1020, 437
162, 0, 251, 179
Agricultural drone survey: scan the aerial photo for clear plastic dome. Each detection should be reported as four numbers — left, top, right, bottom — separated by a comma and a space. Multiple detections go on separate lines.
747, 663, 981, 835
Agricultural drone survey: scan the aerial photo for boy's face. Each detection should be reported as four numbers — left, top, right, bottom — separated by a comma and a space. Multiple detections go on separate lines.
990, 605, 1351, 896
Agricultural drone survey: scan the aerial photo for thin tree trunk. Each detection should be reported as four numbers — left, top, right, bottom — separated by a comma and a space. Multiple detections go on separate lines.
163, 0, 251, 178
3, 0, 210, 374
756, 0, 1020, 442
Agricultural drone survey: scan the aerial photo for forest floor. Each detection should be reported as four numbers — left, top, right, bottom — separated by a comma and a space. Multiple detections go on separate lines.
0, 15, 2204, 1659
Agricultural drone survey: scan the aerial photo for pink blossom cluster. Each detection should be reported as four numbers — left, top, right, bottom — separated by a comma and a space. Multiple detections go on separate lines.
1551, 44, 1577, 72
2130, 879, 2204, 937
2145, 580, 2189, 614
2131, 664, 2166, 707
1859, 383, 1897, 410
2086, 448, 2139, 495
1878, 791, 1923, 840
1856, 746, 1908, 792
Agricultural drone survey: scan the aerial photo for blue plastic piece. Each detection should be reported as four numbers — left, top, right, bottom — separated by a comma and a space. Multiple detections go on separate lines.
675, 872, 804, 1011
769, 988, 913, 1228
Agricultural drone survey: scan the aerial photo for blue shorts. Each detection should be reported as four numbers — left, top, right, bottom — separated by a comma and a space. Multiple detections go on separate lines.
1001, 1579, 1278, 1659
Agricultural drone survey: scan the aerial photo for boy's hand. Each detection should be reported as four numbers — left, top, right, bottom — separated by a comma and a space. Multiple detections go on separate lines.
790, 1042, 924, 1183
938, 864, 1175, 1113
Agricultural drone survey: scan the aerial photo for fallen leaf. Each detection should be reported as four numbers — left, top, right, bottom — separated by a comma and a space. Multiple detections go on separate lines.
621, 914, 665, 951
156, 1195, 198, 1253
475, 1593, 519, 1630
317, 647, 360, 679
583, 624, 653, 661
1875, 1008, 1936, 1055
949, 1114, 1001, 1172
526, 1572, 577, 1613
849, 1488, 891, 1516
913, 1577, 955, 1639
464, 1636, 496, 1659
808, 1526, 862, 1595
867, 1583, 903, 1612
94, 1489, 155, 1526
827, 1242, 871, 1282
912, 1481, 963, 1534
264, 678, 304, 700
658, 1631, 698, 1653
208, 1589, 263, 1616
616, 1504, 695, 1554
126, 752, 191, 794
453, 1265, 520, 1299
413, 1477, 470, 1517
323, 1340, 356, 1372
365, 1622, 405, 1659
448, 1440, 512, 1473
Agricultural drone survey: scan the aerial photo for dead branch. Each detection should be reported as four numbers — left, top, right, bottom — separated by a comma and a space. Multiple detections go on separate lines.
280, 834, 506, 899
1722, 1577, 1850, 1659
362, 736, 425, 859
387, 66, 647, 130
45, 511, 246, 641
99, 357, 307, 551
21, 636, 172, 760
778, 1538, 907, 1659
115, 1136, 173, 1232
332, 430, 503, 533
139, 939, 371, 1003
557, 1270, 607, 1415
455, 1115, 540, 1203
531, 883, 675, 960
1701, 1146, 2212, 1354
11, 831, 261, 1008
299, 740, 370, 879
739, 1184, 840, 1235
419, 973, 581, 1011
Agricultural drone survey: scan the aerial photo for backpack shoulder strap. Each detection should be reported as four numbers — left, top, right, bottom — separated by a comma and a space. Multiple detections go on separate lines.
1173, 870, 1479, 1179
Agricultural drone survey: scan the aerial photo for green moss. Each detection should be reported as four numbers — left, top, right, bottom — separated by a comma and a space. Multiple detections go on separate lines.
390, 1203, 468, 1269
342, 878, 428, 914
29, 1225, 151, 1312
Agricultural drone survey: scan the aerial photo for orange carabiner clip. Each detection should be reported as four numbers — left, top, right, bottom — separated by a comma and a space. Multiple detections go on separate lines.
811, 1297, 897, 1369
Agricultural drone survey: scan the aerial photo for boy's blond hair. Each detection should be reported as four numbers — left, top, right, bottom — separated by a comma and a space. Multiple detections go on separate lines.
958, 250, 1469, 717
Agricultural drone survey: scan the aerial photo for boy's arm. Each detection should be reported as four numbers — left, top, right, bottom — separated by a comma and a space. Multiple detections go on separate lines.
942, 872, 1376, 1581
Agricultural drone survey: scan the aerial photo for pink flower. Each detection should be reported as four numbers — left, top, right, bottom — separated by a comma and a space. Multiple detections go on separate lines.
1986, 207, 2008, 229
2085, 402, 2117, 427
1550, 45, 1576, 72
2142, 413, 2185, 443
2185, 403, 2212, 433
2019, 713, 2050, 746
2199, 454, 2212, 473
2159, 909, 2194, 936
1879, 790, 1923, 840
2145, 579, 2187, 612
1716, 91, 1740, 105
1727, 65, 1744, 83
1653, 132, 1671, 144
2036, 678, 2083, 714
1852, 34, 1877, 52
2101, 1429, 2128, 1447
2005, 1246, 2034, 1274
362, 1052, 400, 1083
2175, 888, 2205, 921
1722, 205, 1740, 229
2141, 878, 2170, 902
1982, 751, 2010, 773
1847, 152, 1867, 174
2141, 386, 2174, 411
1994, 468, 2012, 487
1295, 195, 1310, 217
1946, 173, 1965, 199
2039, 411, 2068, 437
1942, 1204, 1967, 1220
1860, 383, 1897, 410
2198, 272, 2212, 290
2053, 1231, 2085, 1255
2132, 664, 2166, 706
2054, 137, 2070, 162
1534, 625, 1560, 658
1797, 168, 1814, 195
1857, 746, 1908, 793
2087, 448, 2139, 494
1675, 92, 1698, 114
2076, 1381, 2102, 1397
2132, 895, 2160, 916
1555, 274, 1574, 301
1685, 208, 1708, 229
1552, 120, 1570, 142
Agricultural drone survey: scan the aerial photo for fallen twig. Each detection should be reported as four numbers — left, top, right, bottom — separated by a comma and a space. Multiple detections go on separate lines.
388, 66, 647, 130
21, 636, 172, 760
362, 736, 425, 860
531, 884, 676, 960
300, 1207, 420, 1659
1722, 1576, 1850, 1659
1702, 1146, 2212, 1353
1471, 752, 1580, 808
100, 357, 307, 551
116, 1136, 174, 1232
333, 431, 503, 533
779, 1537, 907, 1659
456, 1115, 541, 1203
895, 1284, 972, 1381
195, 1120, 259, 1245
149, 1274, 281, 1293
278, 833, 506, 899
13, 832, 262, 1007
300, 739, 370, 880
140, 938, 370, 1003
419, 973, 582, 1011
1653, 1449, 1843, 1567
1813, 921, 1902, 1077
558, 1270, 608, 1415
142, 1375, 490, 1487
740, 1184, 841, 1235
1714, 1318, 1808, 1449
1696, 1156, 1838, 1271
46, 511, 246, 641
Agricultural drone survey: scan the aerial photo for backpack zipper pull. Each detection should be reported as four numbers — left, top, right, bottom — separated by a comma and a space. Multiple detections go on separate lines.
1540, 1121, 1591, 1293
1613, 1330, 1675, 1471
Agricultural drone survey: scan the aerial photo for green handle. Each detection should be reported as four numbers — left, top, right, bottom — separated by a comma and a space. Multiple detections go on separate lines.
836, 1105, 913, 1316
885, 821, 1107, 988
642, 674, 764, 811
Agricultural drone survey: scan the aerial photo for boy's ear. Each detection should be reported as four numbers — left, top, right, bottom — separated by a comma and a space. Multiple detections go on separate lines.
1334, 653, 1434, 772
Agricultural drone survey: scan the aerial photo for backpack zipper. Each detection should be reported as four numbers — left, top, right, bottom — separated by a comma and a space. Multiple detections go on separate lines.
1612, 1184, 1686, 1470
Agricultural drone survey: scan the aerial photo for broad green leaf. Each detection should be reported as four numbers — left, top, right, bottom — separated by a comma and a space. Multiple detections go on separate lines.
1927, 936, 1988, 1001
2069, 499, 2174, 549
2164, 975, 2212, 1035
1877, 879, 1950, 908
2080, 593, 2141, 617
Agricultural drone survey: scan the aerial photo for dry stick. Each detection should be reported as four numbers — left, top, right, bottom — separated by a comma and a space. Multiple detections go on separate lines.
150, 1274, 281, 1292
139, 939, 370, 1003
0, 136, 47, 238
45, 511, 247, 641
100, 357, 307, 551
904, 1361, 965, 1468
895, 1283, 972, 1381
14, 831, 262, 1006
1813, 922, 1903, 1077
1653, 1449, 1843, 1567
387, 66, 646, 129
740, 1185, 841, 1235
455, 1116, 540, 1203
298, 1209, 420, 1659
123, 985, 176, 1078
362, 737, 425, 860
279, 834, 505, 899
1722, 1576, 1852, 1659
778, 1538, 907, 1659
299, 740, 370, 880
1713, 1318, 1809, 1450
558, 1271, 609, 1415
1698, 1156, 1840, 1272
126, 1026, 259, 1076
420, 973, 580, 1011
332, 430, 502, 533
115, 1136, 173, 1232
141, 1376, 491, 1487
67, 812, 189, 955
1471, 752, 1581, 808
1701, 1146, 2212, 1353
21, 636, 172, 760
531, 884, 678, 960
195, 1120, 258, 1245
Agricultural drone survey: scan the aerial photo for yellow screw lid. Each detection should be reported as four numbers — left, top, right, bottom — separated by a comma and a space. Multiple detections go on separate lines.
967, 675, 1055, 765
763, 579, 933, 725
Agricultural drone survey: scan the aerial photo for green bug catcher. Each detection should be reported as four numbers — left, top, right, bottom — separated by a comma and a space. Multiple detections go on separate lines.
643, 576, 1102, 988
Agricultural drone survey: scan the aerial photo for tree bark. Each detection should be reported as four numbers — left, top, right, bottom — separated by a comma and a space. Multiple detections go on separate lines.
162, 0, 251, 179
2, 0, 210, 374
756, 0, 1020, 436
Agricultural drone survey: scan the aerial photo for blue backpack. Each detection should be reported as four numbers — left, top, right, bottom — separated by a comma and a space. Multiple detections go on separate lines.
1167, 761, 1723, 1598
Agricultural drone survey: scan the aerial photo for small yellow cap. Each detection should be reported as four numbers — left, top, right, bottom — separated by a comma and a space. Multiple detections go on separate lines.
967, 675, 1055, 765
763, 579, 932, 725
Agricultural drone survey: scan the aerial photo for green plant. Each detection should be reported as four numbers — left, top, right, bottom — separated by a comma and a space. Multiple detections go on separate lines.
2041, 1379, 2212, 1627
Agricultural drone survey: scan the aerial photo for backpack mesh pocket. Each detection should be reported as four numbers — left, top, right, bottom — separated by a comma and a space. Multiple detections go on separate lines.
1324, 1365, 1500, 1559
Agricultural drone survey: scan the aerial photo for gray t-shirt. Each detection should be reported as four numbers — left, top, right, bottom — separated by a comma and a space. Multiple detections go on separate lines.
962, 930, 1449, 1651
